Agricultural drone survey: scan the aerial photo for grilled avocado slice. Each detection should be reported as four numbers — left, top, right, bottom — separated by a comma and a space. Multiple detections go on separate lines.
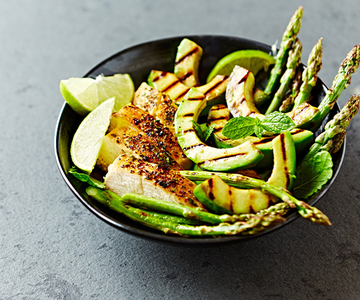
226, 65, 320, 129
174, 38, 203, 88
174, 88, 264, 172
193, 131, 297, 214
207, 104, 313, 169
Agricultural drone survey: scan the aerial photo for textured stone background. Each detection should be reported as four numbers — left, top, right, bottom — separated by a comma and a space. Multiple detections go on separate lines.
1, 1, 360, 299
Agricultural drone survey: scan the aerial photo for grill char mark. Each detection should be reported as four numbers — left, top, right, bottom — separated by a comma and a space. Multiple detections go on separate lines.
182, 143, 205, 152
162, 79, 181, 93
175, 47, 199, 65
178, 71, 193, 82
201, 76, 228, 96
152, 71, 167, 82
237, 72, 249, 85
198, 152, 248, 164
175, 88, 190, 100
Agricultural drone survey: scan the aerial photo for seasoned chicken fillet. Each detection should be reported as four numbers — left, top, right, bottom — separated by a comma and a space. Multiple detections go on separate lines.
133, 82, 177, 133
97, 126, 181, 172
105, 155, 204, 209
109, 104, 192, 169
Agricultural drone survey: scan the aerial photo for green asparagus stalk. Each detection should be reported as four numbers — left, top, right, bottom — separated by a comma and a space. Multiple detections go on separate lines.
241, 202, 290, 235
180, 170, 331, 225
87, 186, 245, 224
115, 204, 263, 237
310, 44, 360, 132
263, 6, 303, 101
293, 38, 323, 109
86, 186, 286, 236
302, 94, 360, 162
139, 209, 204, 225
279, 67, 303, 112
266, 38, 303, 114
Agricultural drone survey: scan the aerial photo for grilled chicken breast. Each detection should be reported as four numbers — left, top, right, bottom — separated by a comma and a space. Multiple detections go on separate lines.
105, 154, 204, 209
133, 82, 177, 133
97, 126, 181, 172
109, 104, 192, 170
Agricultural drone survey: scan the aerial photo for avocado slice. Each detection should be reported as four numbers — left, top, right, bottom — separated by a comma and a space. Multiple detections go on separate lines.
207, 104, 313, 169
267, 131, 296, 190
174, 88, 264, 172
193, 131, 297, 214
226, 65, 264, 120
193, 175, 272, 214
174, 38, 203, 88
148, 70, 228, 110
226, 66, 320, 129
148, 70, 190, 104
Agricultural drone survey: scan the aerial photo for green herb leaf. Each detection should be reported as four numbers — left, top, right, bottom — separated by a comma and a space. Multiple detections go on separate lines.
254, 124, 264, 139
222, 116, 259, 140
191, 120, 204, 141
222, 113, 295, 140
292, 150, 333, 199
261, 111, 295, 133
69, 166, 105, 189
204, 124, 215, 141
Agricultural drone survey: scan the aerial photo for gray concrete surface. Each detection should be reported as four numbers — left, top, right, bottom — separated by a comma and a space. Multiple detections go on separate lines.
1, 0, 360, 299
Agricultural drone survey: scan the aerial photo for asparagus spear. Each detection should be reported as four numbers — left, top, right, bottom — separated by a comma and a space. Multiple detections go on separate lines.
279, 66, 303, 112
86, 186, 285, 236
310, 44, 360, 132
302, 94, 360, 162
87, 186, 244, 224
265, 38, 303, 114
241, 202, 290, 235
293, 38, 323, 109
180, 170, 331, 225
263, 6, 303, 101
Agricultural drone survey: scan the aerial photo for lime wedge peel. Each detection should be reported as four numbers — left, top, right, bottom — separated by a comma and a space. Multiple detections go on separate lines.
207, 50, 275, 82
60, 73, 134, 116
70, 97, 115, 173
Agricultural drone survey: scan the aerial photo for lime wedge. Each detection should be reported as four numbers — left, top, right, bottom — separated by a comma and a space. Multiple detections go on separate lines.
60, 73, 134, 116
70, 97, 115, 173
207, 50, 275, 82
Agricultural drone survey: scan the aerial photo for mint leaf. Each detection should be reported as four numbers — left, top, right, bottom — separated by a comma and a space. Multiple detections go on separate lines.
261, 111, 295, 133
292, 151, 333, 199
254, 124, 264, 138
204, 124, 215, 141
191, 120, 204, 141
69, 166, 105, 189
222, 116, 258, 139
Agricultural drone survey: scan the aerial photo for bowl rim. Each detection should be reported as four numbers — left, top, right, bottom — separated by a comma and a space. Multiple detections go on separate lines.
54, 34, 346, 246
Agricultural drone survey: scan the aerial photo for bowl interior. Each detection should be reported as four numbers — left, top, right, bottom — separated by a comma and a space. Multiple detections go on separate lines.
55, 35, 345, 246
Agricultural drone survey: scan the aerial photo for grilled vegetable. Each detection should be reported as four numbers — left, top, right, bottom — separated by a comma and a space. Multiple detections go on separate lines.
207, 104, 313, 169
86, 187, 287, 236
263, 6, 303, 101
265, 38, 303, 114
303, 94, 360, 162
310, 44, 360, 131
194, 131, 296, 214
174, 38, 203, 87
292, 37, 323, 109
174, 88, 264, 171
225, 66, 321, 129
181, 170, 331, 225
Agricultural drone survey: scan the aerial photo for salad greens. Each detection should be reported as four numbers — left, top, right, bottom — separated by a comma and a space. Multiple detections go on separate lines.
292, 151, 333, 199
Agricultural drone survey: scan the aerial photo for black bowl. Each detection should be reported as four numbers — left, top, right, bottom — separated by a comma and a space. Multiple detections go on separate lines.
55, 35, 345, 246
